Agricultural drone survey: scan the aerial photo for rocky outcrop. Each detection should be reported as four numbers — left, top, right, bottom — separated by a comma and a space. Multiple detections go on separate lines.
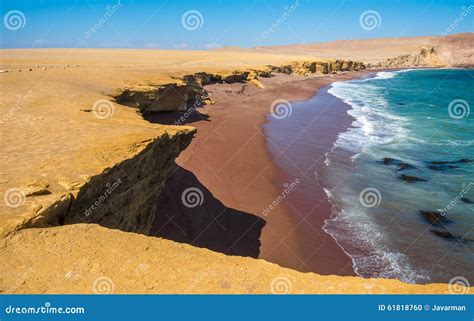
46, 128, 195, 235
368, 47, 444, 68
268, 59, 365, 76
114, 70, 269, 114
368, 33, 474, 68
115, 84, 191, 113
114, 60, 365, 113
4, 128, 195, 238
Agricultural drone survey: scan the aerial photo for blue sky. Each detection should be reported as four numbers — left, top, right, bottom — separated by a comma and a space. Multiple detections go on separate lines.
0, 0, 472, 49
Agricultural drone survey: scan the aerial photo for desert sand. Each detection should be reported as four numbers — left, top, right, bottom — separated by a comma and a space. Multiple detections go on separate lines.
219, 33, 474, 67
1, 34, 472, 294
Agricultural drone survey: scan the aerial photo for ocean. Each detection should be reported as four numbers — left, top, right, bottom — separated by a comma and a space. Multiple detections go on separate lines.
322, 69, 474, 284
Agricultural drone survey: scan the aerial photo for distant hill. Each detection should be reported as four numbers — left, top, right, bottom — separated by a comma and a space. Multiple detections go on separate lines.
216, 33, 474, 67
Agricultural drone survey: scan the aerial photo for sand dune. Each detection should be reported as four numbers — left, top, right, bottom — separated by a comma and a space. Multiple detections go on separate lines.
218, 33, 474, 67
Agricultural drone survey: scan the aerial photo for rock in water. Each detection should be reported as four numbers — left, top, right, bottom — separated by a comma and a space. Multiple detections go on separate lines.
382, 157, 416, 171
430, 158, 472, 165
430, 230, 473, 243
419, 210, 452, 226
428, 164, 459, 171
383, 157, 398, 165
461, 197, 473, 204
398, 163, 416, 171
399, 174, 427, 183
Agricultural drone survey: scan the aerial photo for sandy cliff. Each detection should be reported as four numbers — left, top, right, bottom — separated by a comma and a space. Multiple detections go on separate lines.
369, 33, 474, 68
0, 43, 471, 294
219, 33, 474, 68
0, 224, 461, 294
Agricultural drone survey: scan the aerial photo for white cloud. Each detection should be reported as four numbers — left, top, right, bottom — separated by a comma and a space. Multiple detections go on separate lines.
202, 43, 222, 50
144, 42, 161, 48
171, 42, 190, 49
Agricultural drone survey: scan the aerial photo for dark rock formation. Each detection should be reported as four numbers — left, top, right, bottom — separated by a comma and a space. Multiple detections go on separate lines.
419, 210, 453, 226
428, 164, 460, 171
461, 197, 473, 204
399, 174, 427, 183
430, 230, 473, 243
382, 157, 416, 171
430, 159, 472, 165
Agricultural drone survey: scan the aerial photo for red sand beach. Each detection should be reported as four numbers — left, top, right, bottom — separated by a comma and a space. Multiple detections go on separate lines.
149, 71, 372, 276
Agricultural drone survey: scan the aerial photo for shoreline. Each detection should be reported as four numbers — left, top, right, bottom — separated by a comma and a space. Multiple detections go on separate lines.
151, 70, 373, 276
263, 72, 377, 275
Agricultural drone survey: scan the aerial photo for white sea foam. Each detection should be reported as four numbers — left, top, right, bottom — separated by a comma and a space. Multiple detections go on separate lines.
323, 201, 431, 283
328, 78, 409, 153
323, 73, 432, 283
374, 71, 397, 79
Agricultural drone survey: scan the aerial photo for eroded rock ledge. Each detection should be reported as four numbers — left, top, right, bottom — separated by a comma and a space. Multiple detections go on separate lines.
1, 128, 195, 239
48, 128, 196, 234
114, 59, 365, 114
368, 46, 445, 68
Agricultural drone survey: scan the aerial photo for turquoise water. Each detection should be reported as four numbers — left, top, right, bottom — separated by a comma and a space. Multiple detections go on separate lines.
323, 69, 474, 284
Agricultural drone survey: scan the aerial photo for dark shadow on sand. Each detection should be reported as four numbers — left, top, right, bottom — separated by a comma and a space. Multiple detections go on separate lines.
150, 164, 266, 258
144, 109, 210, 125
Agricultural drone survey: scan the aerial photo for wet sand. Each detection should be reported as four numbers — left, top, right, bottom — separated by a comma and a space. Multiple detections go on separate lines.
149, 71, 371, 276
